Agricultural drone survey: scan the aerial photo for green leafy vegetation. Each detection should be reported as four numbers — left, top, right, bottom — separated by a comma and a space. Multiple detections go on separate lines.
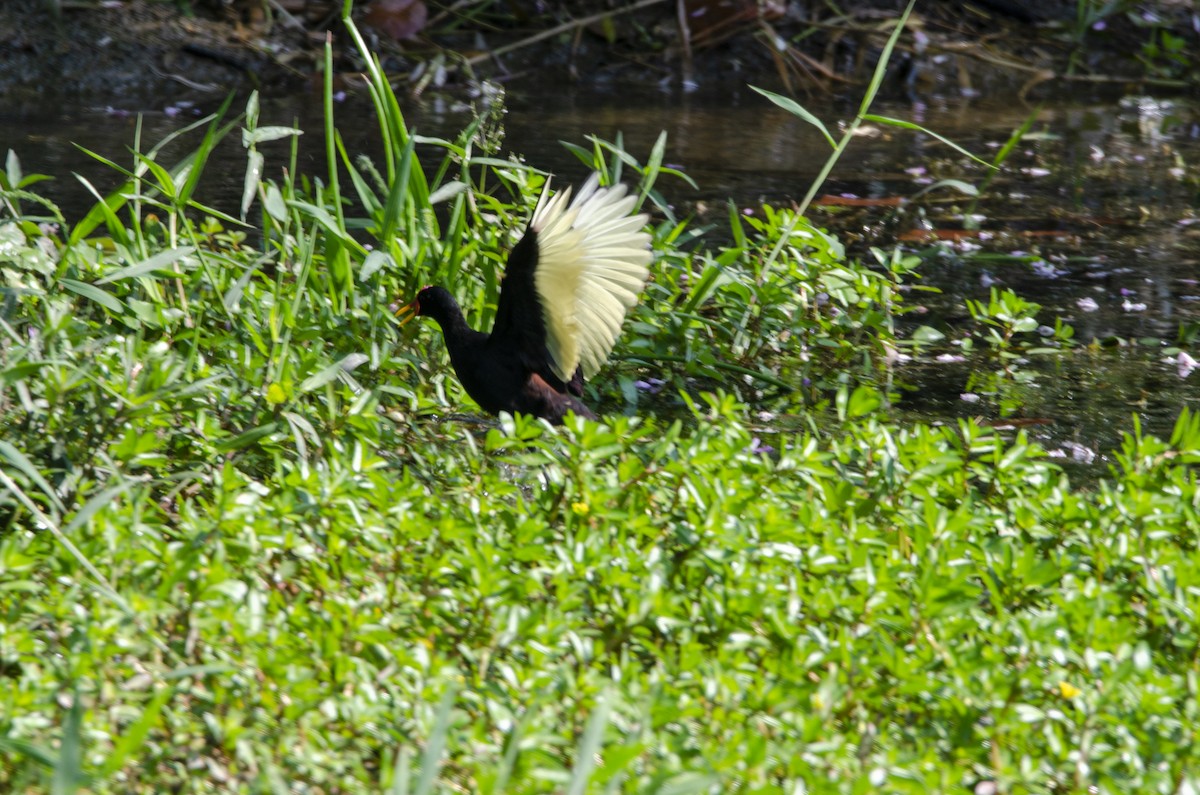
3, 9, 1200, 795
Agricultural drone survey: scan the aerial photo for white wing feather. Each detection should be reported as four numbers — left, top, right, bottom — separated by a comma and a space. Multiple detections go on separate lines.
531, 174, 652, 382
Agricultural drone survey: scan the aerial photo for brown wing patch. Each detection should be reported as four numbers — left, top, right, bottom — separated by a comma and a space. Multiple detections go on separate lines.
520, 373, 596, 423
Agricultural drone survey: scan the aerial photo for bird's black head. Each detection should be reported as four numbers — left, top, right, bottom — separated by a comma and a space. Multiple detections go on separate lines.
395, 285, 465, 331
413, 285, 456, 321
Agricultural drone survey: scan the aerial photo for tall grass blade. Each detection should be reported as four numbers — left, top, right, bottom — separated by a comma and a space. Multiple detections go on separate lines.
62, 479, 143, 536
0, 736, 56, 767
98, 686, 173, 779
322, 36, 344, 230
966, 106, 1040, 218
858, 0, 915, 116
336, 135, 384, 220
489, 708, 533, 794
136, 154, 183, 200
95, 247, 196, 284
178, 93, 237, 207
639, 130, 668, 207
388, 747, 411, 795
566, 692, 612, 795
69, 174, 131, 247
381, 137, 417, 244
51, 690, 85, 795
862, 115, 997, 168
0, 440, 67, 514
750, 86, 837, 149
413, 684, 457, 795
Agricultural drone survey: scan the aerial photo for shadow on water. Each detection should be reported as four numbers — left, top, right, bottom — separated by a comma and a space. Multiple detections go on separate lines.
2, 84, 1198, 473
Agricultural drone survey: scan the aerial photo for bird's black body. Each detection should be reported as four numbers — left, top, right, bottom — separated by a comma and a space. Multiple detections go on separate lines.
412, 281, 595, 423
398, 175, 650, 424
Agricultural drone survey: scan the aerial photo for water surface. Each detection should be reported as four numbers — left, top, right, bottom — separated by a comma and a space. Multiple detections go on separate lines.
3, 84, 1197, 469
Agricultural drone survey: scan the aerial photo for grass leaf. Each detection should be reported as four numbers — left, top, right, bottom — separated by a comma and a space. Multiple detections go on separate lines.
750, 86, 837, 149
0, 439, 66, 514
59, 278, 124, 313
863, 114, 997, 168
95, 247, 196, 284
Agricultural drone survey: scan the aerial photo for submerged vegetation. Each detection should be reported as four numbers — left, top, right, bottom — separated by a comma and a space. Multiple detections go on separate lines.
3, 9, 1200, 795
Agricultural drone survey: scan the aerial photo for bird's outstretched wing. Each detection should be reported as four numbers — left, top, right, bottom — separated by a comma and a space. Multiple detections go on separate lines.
490, 174, 652, 389
488, 198, 568, 392
529, 174, 653, 382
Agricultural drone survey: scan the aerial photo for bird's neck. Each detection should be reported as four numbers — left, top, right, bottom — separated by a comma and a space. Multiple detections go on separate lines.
431, 306, 487, 356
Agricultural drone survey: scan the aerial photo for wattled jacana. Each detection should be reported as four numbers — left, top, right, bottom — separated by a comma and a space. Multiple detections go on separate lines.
396, 174, 652, 423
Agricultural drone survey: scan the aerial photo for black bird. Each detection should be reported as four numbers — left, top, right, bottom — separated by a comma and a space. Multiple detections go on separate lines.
396, 174, 652, 423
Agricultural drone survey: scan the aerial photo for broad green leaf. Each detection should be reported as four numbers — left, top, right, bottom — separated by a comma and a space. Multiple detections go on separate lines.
6, 148, 20, 187
264, 183, 288, 222
299, 353, 369, 392
60, 278, 124, 312
69, 174, 131, 247
244, 89, 260, 128
215, 422, 280, 452
242, 126, 302, 147
360, 250, 392, 282
911, 325, 947, 344
241, 149, 264, 218
428, 180, 468, 205
1, 361, 51, 384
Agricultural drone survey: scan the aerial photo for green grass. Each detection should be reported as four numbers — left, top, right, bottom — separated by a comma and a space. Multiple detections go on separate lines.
3, 8, 1200, 794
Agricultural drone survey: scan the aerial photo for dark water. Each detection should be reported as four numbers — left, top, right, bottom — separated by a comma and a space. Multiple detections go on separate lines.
3, 85, 1198, 468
